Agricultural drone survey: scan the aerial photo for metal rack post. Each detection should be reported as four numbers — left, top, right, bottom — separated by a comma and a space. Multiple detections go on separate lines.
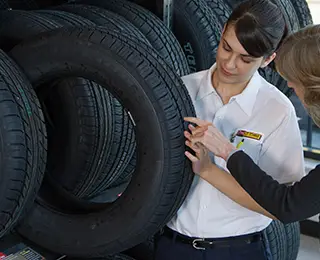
162, 0, 173, 30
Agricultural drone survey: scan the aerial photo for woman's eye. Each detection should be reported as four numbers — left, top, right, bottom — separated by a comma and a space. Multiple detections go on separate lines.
223, 45, 231, 52
242, 59, 251, 64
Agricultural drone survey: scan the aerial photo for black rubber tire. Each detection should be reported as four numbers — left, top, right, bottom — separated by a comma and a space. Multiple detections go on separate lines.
0, 9, 120, 198
0, 50, 47, 239
291, 0, 313, 28
263, 221, 287, 260
34, 9, 96, 26
0, 0, 10, 9
75, 0, 190, 76
53, 4, 150, 45
10, 27, 195, 257
284, 222, 300, 260
86, 101, 136, 197
259, 66, 292, 97
205, 0, 232, 26
0, 10, 61, 51
42, 78, 114, 198
8, 0, 38, 9
36, 7, 138, 197
171, 0, 222, 72
107, 153, 136, 190
106, 254, 136, 260
272, 0, 299, 33
223, 0, 241, 9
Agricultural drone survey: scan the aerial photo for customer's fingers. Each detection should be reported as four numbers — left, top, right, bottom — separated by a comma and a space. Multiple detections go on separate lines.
185, 151, 199, 163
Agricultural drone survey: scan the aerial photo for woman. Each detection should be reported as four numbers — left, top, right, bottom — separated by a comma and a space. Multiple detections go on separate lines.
184, 24, 320, 225
155, 1, 305, 260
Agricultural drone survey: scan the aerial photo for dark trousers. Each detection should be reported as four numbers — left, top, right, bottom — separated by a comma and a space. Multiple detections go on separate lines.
154, 231, 270, 260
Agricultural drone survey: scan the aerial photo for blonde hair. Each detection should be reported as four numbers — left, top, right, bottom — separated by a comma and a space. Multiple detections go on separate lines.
275, 25, 320, 127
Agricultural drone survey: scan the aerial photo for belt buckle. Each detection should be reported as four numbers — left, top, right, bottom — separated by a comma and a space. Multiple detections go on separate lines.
192, 238, 207, 250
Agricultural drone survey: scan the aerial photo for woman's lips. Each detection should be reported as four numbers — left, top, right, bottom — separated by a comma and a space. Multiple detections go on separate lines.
221, 67, 233, 76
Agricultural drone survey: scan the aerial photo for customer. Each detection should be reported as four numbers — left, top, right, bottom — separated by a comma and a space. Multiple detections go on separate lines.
154, 0, 305, 259
184, 24, 320, 225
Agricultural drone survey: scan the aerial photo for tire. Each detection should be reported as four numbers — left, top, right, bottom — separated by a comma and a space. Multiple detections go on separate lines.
53, 4, 150, 45
263, 220, 287, 260
0, 0, 10, 9
34, 9, 96, 26
205, 0, 232, 26
8, 0, 38, 9
271, 0, 299, 33
42, 78, 115, 198
0, 10, 61, 51
171, 0, 222, 72
259, 66, 292, 97
86, 101, 136, 197
106, 254, 136, 260
107, 153, 136, 190
11, 27, 195, 257
284, 222, 300, 260
36, 7, 139, 197
75, 0, 190, 76
0, 50, 47, 239
223, 0, 241, 9
290, 0, 313, 28
0, 9, 119, 198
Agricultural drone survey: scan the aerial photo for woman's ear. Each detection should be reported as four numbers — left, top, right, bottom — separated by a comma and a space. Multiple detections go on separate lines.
260, 53, 277, 68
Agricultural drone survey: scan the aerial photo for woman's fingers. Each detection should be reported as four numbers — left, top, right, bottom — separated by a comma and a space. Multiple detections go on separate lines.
185, 140, 201, 153
184, 132, 203, 150
184, 130, 192, 141
185, 151, 199, 163
188, 124, 196, 132
184, 117, 211, 126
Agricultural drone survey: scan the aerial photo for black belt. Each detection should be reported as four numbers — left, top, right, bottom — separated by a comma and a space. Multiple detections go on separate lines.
162, 227, 263, 250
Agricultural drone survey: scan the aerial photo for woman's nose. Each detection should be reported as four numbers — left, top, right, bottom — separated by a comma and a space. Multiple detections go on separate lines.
225, 56, 236, 70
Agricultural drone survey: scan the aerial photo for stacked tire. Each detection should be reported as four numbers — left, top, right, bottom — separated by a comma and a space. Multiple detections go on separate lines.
0, 2, 196, 255
0, 0, 312, 259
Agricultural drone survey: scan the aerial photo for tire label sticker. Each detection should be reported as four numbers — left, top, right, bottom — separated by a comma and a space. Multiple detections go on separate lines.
2, 247, 45, 260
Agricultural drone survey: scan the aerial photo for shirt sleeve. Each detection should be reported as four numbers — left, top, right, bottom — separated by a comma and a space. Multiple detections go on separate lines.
227, 151, 320, 223
257, 108, 305, 184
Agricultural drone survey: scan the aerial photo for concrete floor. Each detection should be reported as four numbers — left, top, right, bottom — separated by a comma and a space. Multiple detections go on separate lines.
297, 235, 320, 260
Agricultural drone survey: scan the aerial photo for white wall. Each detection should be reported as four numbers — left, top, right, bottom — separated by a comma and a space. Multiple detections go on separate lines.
308, 0, 320, 24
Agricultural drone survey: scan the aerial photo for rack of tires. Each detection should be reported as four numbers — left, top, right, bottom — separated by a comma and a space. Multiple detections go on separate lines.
0, 0, 313, 259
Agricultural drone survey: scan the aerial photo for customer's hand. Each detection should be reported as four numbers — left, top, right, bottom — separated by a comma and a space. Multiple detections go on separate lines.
184, 117, 236, 161
184, 138, 213, 177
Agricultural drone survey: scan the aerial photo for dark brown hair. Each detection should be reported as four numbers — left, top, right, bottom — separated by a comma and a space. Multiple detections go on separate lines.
226, 0, 288, 58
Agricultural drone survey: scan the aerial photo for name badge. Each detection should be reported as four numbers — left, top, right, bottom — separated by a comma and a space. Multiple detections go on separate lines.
230, 129, 263, 142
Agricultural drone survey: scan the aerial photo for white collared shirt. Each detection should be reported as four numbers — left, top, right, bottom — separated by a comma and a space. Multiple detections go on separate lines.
167, 63, 305, 238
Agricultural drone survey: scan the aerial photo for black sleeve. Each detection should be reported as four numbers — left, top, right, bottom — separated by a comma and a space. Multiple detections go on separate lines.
227, 151, 320, 223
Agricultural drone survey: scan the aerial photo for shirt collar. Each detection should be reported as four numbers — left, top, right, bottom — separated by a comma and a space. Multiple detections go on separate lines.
231, 71, 261, 116
195, 63, 261, 116
195, 63, 217, 100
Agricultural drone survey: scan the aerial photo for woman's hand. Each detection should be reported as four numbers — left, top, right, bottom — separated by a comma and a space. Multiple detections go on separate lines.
184, 117, 236, 161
